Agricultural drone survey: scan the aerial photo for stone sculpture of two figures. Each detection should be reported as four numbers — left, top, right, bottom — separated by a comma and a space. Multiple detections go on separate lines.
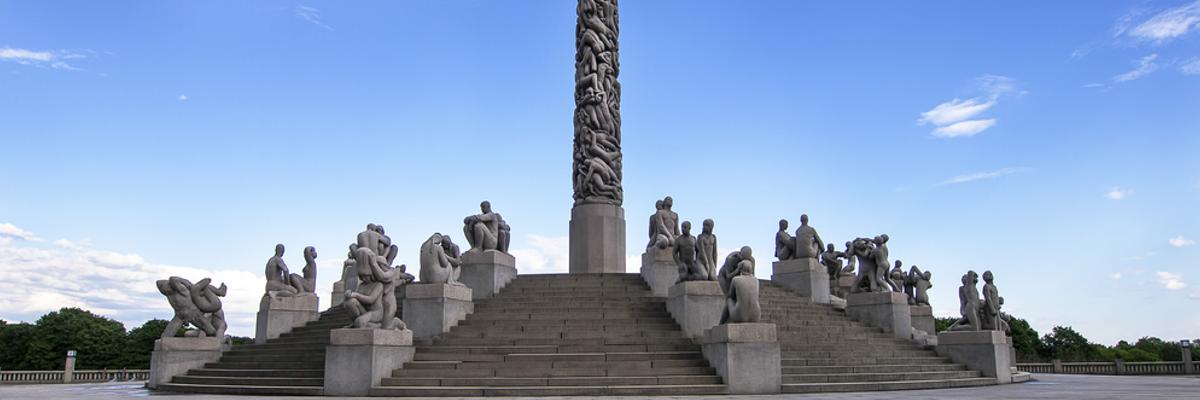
948, 270, 1009, 333
157, 276, 228, 339
718, 246, 761, 324
344, 224, 412, 330
263, 243, 318, 298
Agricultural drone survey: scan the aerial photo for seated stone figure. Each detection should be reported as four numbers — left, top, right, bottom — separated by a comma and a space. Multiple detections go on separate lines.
647, 197, 679, 250
889, 260, 906, 294
288, 246, 318, 294
463, 201, 510, 254
948, 271, 982, 331
673, 221, 707, 282
419, 233, 463, 285
820, 243, 845, 278
717, 246, 755, 302
720, 248, 761, 324
791, 214, 824, 259
775, 219, 795, 261
264, 244, 298, 297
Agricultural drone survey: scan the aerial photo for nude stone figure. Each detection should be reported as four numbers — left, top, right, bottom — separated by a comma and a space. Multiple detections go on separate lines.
981, 270, 1002, 331
889, 260, 906, 293
340, 244, 360, 293
696, 219, 718, 281
775, 219, 795, 261
718, 246, 755, 300
189, 278, 227, 338
849, 239, 880, 293
949, 271, 982, 331
673, 221, 707, 282
344, 269, 384, 329
158, 276, 225, 339
264, 244, 298, 297
820, 243, 845, 278
842, 241, 857, 275
872, 235, 897, 291
792, 214, 825, 259
646, 200, 665, 248
441, 235, 462, 259
647, 197, 679, 250
464, 201, 509, 253
419, 233, 463, 285
366, 260, 412, 330
913, 269, 932, 306
288, 246, 318, 294
720, 247, 760, 324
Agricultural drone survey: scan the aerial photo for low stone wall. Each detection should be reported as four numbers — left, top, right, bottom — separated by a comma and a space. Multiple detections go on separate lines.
1017, 360, 1191, 375
0, 369, 149, 384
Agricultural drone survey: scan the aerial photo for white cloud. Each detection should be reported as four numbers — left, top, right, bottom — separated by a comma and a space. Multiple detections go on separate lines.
918, 98, 996, 126
0, 223, 41, 242
178, 94, 188, 101
1110, 273, 1123, 280
1113, 54, 1159, 82
1157, 271, 1187, 290
508, 234, 568, 274
932, 119, 996, 138
1106, 187, 1133, 200
1182, 58, 1200, 75
976, 74, 1017, 96
1128, 1, 1200, 43
1169, 235, 1196, 247
0, 233, 260, 335
295, 6, 334, 31
938, 167, 1028, 186
0, 47, 84, 70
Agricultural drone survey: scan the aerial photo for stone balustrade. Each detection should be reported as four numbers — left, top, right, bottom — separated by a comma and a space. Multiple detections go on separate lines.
1017, 360, 1191, 375
0, 369, 149, 384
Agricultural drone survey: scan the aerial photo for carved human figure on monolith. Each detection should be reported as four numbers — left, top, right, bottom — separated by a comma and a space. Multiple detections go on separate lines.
775, 219, 795, 261
264, 244, 298, 297
948, 271, 982, 331
419, 233, 463, 285
720, 247, 761, 324
647, 196, 679, 250
792, 214, 825, 259
464, 201, 510, 254
981, 270, 1002, 331
572, 0, 623, 206
696, 219, 718, 281
673, 221, 707, 282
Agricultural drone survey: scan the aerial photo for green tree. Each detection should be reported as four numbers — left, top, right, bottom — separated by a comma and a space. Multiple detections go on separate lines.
1007, 317, 1046, 362
0, 322, 37, 369
121, 319, 169, 369
24, 308, 127, 370
934, 317, 957, 333
1042, 325, 1098, 361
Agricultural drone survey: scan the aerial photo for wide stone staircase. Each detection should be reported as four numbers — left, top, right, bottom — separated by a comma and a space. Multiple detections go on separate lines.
371, 273, 728, 396
759, 281, 996, 393
156, 304, 352, 395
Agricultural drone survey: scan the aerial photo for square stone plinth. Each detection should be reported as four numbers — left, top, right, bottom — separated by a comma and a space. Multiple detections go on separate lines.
640, 247, 677, 297
936, 330, 1013, 384
702, 323, 781, 394
846, 291, 912, 340
255, 294, 320, 344
910, 304, 935, 335
324, 328, 416, 396
667, 281, 724, 340
331, 280, 346, 307
771, 258, 830, 304
569, 203, 626, 274
459, 250, 517, 300
403, 284, 473, 339
833, 274, 855, 298
148, 337, 224, 389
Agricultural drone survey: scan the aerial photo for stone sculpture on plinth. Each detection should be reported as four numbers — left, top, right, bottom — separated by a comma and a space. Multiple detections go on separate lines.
771, 214, 830, 303
463, 201, 510, 254
419, 233, 463, 285
696, 219, 718, 280
774, 219, 794, 261
792, 214, 824, 259
949, 271, 982, 331
641, 196, 682, 296
936, 270, 1015, 384
150, 276, 228, 389
844, 234, 913, 339
907, 266, 932, 306
458, 203, 519, 300
264, 244, 298, 297
258, 243, 320, 344
980, 271, 1009, 333
287, 246, 317, 294
674, 221, 709, 282
889, 260, 906, 294
702, 245, 780, 394
332, 244, 360, 307
665, 219, 723, 340
648, 196, 679, 250
849, 236, 895, 293
722, 251, 761, 324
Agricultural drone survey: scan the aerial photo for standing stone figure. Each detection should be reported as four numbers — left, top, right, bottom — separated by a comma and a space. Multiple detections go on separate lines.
572, 0, 623, 206
775, 219, 795, 261
264, 244, 298, 297
463, 201, 510, 253
696, 219, 718, 281
981, 270, 1003, 331
871, 235, 894, 291
912, 268, 932, 306
419, 233, 463, 285
849, 238, 881, 292
158, 276, 227, 339
792, 214, 825, 259
889, 260, 906, 293
948, 271, 982, 331
673, 221, 706, 282
717, 247, 755, 302
720, 247, 761, 324
647, 196, 679, 250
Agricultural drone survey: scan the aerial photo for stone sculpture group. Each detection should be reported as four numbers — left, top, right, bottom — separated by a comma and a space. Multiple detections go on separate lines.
718, 246, 760, 324
419, 233, 463, 285
949, 270, 1009, 333
264, 244, 319, 298
572, 0, 623, 206
157, 276, 228, 339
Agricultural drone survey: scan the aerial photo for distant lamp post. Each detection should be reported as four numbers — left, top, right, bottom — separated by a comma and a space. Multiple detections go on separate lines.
1183, 340, 1195, 374
63, 350, 77, 384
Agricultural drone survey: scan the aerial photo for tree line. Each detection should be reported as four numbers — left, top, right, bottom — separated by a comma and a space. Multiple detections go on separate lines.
0, 308, 249, 370
935, 316, 1198, 363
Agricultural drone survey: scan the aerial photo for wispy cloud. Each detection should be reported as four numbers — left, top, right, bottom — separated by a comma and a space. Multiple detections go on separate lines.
1127, 1, 1200, 44
1110, 272, 1123, 280
1113, 54, 1160, 82
0, 223, 41, 242
295, 6, 333, 31
938, 167, 1028, 186
917, 75, 1019, 138
177, 94, 188, 101
1106, 187, 1133, 200
1169, 235, 1195, 247
1157, 271, 1187, 290
1182, 57, 1200, 75
0, 47, 86, 70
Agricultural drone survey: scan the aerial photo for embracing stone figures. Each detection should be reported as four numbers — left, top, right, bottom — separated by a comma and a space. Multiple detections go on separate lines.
573, 0, 622, 206
345, 224, 413, 330
718, 247, 761, 324
463, 201, 511, 254
848, 235, 898, 293
647, 197, 679, 250
419, 233, 463, 285
158, 276, 227, 339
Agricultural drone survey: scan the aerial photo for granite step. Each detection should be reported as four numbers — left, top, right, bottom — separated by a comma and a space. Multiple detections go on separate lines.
186, 368, 324, 378
783, 363, 967, 374
781, 377, 996, 393
783, 370, 982, 384
380, 375, 722, 387
171, 375, 324, 387
157, 382, 323, 396
400, 358, 708, 371
370, 384, 728, 397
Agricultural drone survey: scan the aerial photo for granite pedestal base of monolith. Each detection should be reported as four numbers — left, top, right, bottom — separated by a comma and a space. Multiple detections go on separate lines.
330, 281, 346, 307
701, 323, 781, 394
911, 305, 935, 335
936, 330, 1013, 384
324, 328, 415, 396
832, 274, 855, 298
569, 203, 626, 274
459, 250, 517, 300
255, 294, 319, 344
402, 283, 473, 340
640, 247, 678, 297
846, 291, 911, 340
148, 337, 224, 389
667, 280, 724, 341
771, 258, 830, 304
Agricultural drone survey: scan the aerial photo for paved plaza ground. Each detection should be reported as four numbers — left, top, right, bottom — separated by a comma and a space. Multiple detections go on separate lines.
1, 374, 1197, 399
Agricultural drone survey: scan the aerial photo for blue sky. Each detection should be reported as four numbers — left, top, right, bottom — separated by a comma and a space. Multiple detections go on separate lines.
1, 1, 1197, 344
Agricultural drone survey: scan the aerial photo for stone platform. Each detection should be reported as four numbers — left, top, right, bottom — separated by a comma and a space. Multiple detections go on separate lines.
458, 250, 517, 300
255, 294, 319, 344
